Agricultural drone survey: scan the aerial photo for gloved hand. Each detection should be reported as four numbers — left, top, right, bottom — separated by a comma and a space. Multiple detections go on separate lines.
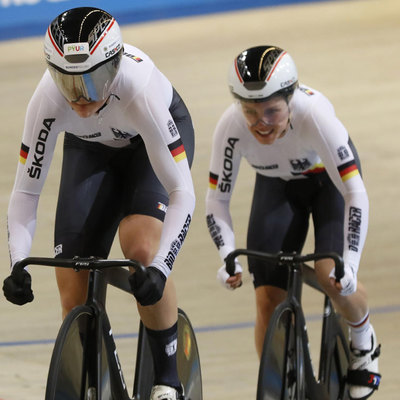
329, 262, 357, 296
217, 260, 243, 290
3, 266, 34, 305
129, 266, 166, 306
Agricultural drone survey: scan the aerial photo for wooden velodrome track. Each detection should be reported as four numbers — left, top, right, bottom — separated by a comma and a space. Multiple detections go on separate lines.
0, 0, 399, 398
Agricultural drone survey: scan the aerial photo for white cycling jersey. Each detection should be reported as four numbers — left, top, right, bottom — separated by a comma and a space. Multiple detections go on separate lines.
8, 44, 195, 278
206, 85, 368, 270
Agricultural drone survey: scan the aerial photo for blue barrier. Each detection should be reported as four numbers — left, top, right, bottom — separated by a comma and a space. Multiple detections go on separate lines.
0, 0, 331, 41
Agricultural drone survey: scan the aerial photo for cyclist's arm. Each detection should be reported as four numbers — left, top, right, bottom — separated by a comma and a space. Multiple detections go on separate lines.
205, 106, 243, 262
126, 69, 195, 278
7, 80, 60, 268
305, 95, 369, 270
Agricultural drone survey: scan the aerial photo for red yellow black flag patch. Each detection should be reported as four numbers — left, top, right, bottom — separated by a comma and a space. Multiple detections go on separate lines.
19, 143, 29, 164
209, 172, 218, 190
338, 160, 359, 182
168, 139, 186, 162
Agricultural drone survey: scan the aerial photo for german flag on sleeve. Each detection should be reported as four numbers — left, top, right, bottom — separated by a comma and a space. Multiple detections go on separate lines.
168, 138, 186, 163
338, 160, 359, 182
19, 143, 29, 164
209, 172, 218, 190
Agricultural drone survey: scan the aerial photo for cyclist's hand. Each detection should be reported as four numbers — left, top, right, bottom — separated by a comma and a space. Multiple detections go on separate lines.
129, 266, 166, 306
329, 262, 357, 296
217, 261, 243, 290
3, 266, 34, 305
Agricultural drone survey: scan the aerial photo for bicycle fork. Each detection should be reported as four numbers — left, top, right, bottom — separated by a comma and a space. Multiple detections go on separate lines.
288, 266, 331, 400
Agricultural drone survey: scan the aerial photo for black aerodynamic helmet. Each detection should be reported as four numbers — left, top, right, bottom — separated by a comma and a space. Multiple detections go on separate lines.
229, 45, 298, 102
44, 7, 123, 102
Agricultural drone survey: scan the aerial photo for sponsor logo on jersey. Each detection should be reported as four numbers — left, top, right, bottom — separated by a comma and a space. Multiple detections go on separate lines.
209, 172, 218, 190
27, 118, 55, 179
72, 132, 101, 139
206, 214, 225, 250
251, 163, 279, 170
220, 137, 239, 193
337, 145, 350, 161
124, 52, 143, 63
338, 160, 359, 182
348, 206, 361, 252
290, 158, 312, 172
19, 143, 29, 164
167, 119, 179, 137
164, 214, 191, 269
168, 138, 186, 162
111, 127, 134, 140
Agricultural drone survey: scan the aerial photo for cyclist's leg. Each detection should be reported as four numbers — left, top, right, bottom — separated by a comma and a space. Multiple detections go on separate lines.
254, 286, 286, 357
247, 174, 309, 357
54, 134, 122, 318
120, 216, 200, 399
311, 171, 380, 398
119, 214, 178, 328
119, 213, 182, 395
117, 104, 194, 396
55, 269, 90, 319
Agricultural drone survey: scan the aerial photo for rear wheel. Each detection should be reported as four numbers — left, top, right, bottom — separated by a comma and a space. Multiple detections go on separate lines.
134, 308, 202, 400
177, 308, 203, 400
257, 305, 305, 400
327, 316, 350, 400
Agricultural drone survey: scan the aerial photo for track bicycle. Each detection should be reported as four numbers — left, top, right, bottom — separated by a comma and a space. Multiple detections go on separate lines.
225, 249, 350, 400
13, 257, 203, 400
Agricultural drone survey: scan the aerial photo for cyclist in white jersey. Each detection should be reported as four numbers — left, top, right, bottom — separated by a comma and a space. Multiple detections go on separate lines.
206, 46, 381, 399
3, 7, 194, 400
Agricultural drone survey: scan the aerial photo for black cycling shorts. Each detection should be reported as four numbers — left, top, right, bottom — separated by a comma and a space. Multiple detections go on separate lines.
54, 88, 194, 259
247, 138, 361, 290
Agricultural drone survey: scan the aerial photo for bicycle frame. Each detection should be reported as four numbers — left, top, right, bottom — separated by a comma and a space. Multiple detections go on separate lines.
13, 257, 203, 400
13, 257, 147, 400
225, 249, 349, 400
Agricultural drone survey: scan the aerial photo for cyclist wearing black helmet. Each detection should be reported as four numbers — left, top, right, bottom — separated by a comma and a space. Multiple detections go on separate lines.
3, 7, 194, 400
206, 45, 381, 400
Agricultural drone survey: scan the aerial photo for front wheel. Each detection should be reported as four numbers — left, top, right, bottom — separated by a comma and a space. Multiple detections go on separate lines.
45, 305, 112, 400
257, 304, 305, 400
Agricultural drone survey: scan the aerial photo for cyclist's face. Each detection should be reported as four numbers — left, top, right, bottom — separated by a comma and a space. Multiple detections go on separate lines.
240, 97, 290, 145
68, 98, 107, 118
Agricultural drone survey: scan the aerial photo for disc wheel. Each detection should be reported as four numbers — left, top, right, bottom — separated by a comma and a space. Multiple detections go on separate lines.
177, 308, 203, 400
327, 316, 350, 400
257, 305, 305, 400
45, 305, 112, 400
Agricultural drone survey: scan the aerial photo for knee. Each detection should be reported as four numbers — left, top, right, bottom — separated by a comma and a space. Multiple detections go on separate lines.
255, 286, 286, 326
119, 215, 162, 266
123, 239, 157, 266
315, 259, 337, 295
